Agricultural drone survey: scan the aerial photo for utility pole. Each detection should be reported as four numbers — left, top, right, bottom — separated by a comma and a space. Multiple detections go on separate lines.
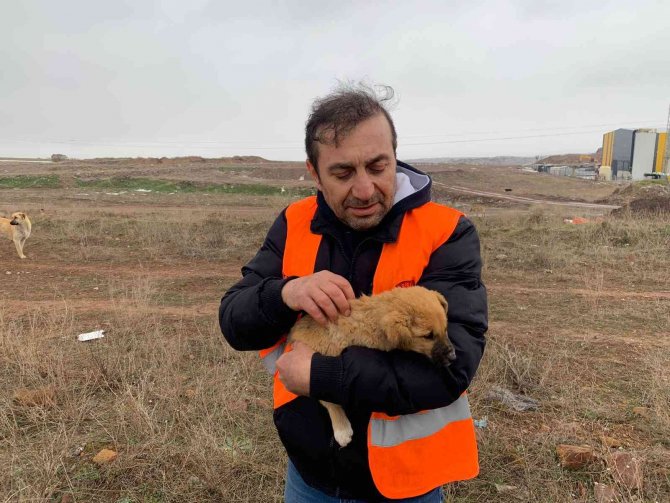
665, 103, 670, 173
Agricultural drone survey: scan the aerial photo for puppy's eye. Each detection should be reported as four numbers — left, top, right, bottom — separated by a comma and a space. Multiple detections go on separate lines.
423, 333, 435, 340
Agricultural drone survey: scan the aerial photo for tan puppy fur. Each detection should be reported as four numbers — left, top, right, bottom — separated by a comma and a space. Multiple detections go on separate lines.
289, 286, 456, 447
0, 212, 32, 259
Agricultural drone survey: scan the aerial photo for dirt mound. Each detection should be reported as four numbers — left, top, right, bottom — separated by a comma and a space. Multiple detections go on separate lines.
625, 196, 670, 214
230, 155, 269, 163
612, 195, 670, 215
602, 182, 669, 204
538, 153, 596, 165
608, 183, 670, 215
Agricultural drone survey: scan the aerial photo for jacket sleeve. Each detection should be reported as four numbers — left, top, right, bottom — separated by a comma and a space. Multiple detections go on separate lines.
310, 216, 487, 415
218, 210, 299, 351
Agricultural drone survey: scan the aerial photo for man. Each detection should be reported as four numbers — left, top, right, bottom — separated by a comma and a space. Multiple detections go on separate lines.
219, 84, 487, 502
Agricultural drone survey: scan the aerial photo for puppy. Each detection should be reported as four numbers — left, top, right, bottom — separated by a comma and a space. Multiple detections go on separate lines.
289, 286, 456, 447
0, 212, 32, 259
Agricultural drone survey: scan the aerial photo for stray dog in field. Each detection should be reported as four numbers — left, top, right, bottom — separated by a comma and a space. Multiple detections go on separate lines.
0, 212, 32, 259
289, 286, 456, 447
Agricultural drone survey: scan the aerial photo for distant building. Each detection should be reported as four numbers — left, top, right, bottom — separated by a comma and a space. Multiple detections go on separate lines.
601, 129, 634, 179
601, 129, 667, 180
549, 165, 572, 177
531, 163, 596, 179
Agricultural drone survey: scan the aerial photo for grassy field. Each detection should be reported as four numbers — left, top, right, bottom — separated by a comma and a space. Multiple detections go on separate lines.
0, 175, 61, 189
1, 158, 668, 502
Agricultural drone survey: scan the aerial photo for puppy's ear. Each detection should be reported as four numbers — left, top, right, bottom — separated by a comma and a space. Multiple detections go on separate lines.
435, 292, 448, 312
380, 311, 414, 346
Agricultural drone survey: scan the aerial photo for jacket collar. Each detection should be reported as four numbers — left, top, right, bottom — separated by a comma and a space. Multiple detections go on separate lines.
310, 161, 432, 243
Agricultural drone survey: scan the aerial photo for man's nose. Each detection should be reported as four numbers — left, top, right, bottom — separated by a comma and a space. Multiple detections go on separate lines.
351, 173, 375, 201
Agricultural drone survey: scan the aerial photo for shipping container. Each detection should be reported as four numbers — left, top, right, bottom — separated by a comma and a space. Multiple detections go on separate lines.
631, 130, 658, 180
549, 165, 573, 177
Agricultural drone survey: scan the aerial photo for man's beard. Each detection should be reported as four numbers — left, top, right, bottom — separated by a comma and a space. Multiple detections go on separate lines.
340, 192, 390, 230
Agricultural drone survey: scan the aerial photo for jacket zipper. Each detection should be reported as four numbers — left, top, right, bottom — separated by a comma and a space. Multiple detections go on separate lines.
328, 435, 342, 498
349, 237, 373, 287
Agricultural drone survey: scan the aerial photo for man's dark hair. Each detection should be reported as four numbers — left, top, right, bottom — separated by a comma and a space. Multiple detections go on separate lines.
305, 83, 397, 171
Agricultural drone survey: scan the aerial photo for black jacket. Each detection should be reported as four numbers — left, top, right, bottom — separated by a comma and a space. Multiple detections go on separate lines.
219, 162, 488, 501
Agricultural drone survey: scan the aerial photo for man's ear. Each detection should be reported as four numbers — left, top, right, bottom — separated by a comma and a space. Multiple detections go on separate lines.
306, 160, 323, 192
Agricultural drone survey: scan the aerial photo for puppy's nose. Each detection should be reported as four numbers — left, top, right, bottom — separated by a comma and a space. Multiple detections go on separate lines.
431, 339, 457, 367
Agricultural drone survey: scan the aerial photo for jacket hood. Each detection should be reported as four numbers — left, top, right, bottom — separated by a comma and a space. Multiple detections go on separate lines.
394, 161, 431, 206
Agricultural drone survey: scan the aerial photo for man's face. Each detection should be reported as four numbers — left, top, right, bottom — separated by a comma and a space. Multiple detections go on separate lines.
306, 114, 397, 230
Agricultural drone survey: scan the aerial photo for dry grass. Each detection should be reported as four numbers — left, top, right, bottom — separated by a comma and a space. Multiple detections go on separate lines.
461, 209, 670, 502
1, 163, 669, 502
0, 283, 285, 502
32, 207, 278, 263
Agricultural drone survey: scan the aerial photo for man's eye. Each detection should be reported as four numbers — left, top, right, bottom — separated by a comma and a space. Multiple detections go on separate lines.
369, 164, 386, 173
334, 172, 352, 180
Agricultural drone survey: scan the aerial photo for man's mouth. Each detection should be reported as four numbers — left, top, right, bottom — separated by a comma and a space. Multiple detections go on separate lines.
347, 203, 379, 217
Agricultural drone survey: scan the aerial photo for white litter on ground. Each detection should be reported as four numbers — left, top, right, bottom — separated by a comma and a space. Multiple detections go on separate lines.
77, 329, 105, 342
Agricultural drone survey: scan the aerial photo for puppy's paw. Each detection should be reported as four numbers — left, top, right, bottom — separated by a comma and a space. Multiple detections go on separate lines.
334, 424, 354, 447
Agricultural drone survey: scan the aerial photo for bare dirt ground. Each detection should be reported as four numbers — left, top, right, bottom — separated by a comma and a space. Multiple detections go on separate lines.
1, 158, 668, 502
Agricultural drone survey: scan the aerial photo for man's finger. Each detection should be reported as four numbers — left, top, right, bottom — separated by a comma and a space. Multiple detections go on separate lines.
329, 274, 355, 300
312, 288, 340, 323
321, 282, 351, 316
302, 298, 328, 326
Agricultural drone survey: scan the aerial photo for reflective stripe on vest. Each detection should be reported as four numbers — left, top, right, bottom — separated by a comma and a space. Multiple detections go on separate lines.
369, 395, 471, 447
258, 196, 478, 498
259, 337, 288, 374
367, 405, 478, 499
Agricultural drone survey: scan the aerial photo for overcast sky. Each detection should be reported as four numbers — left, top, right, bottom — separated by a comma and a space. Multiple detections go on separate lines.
1, 0, 668, 161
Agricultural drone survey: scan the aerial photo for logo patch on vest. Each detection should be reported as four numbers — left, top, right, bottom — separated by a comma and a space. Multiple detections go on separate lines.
395, 280, 416, 288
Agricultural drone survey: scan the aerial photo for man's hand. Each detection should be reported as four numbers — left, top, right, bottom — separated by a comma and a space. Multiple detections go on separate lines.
276, 342, 315, 396
281, 271, 355, 326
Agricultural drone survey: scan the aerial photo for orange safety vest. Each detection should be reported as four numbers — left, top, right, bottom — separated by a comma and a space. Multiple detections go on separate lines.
258, 196, 479, 499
